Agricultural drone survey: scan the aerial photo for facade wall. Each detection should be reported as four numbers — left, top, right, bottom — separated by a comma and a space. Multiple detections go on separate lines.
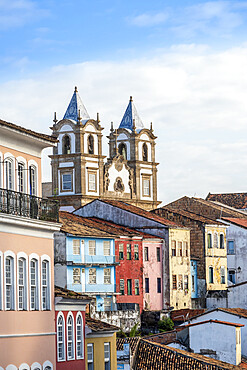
115, 239, 144, 311
85, 333, 117, 370
168, 228, 191, 310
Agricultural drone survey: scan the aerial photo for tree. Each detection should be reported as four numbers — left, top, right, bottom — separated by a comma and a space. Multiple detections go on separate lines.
158, 317, 174, 332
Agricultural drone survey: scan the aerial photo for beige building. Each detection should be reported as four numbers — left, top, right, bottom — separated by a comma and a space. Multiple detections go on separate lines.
47, 88, 160, 210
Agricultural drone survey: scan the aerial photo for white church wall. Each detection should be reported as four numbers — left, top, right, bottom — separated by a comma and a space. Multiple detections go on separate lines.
107, 164, 130, 193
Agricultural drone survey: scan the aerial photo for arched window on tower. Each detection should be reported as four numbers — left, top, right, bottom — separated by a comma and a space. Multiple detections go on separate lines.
142, 143, 148, 162
118, 143, 127, 159
88, 135, 94, 154
62, 135, 71, 154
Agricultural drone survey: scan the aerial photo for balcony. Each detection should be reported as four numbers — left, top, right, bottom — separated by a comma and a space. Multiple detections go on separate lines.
67, 254, 119, 265
0, 188, 59, 222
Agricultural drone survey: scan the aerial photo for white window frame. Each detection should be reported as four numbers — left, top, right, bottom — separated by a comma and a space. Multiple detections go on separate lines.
17, 252, 28, 311
104, 268, 111, 284
19, 364, 30, 370
57, 312, 66, 362
76, 311, 84, 359
67, 312, 75, 360
89, 268, 96, 284
41, 255, 51, 311
5, 157, 14, 190
29, 253, 40, 310
4, 250, 16, 310
73, 268, 81, 284
31, 363, 42, 370
87, 343, 94, 369
104, 342, 110, 369
103, 241, 111, 256
28, 159, 38, 196
42, 361, 53, 370
89, 240, 96, 256
62, 173, 72, 191
73, 239, 80, 255
88, 172, 96, 192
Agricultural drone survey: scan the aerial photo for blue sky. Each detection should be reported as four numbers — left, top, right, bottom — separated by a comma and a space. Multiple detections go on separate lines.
2, 0, 247, 203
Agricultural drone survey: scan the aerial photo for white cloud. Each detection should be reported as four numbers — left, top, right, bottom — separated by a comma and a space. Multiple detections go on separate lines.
128, 12, 168, 27
1, 44, 247, 204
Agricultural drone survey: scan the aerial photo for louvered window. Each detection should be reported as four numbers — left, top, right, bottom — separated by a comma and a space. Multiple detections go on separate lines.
103, 241, 111, 256
89, 240, 96, 255
73, 240, 80, 255
104, 268, 111, 284
89, 268, 96, 284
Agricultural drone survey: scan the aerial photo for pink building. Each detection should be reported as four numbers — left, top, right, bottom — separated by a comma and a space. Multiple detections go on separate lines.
0, 119, 60, 369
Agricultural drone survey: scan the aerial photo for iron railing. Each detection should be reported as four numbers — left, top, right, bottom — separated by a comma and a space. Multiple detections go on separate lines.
0, 188, 59, 222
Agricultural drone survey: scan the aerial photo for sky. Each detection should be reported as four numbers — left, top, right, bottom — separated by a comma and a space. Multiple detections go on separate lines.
1, 0, 247, 204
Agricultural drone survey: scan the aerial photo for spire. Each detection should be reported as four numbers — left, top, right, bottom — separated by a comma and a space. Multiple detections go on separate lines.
63, 86, 90, 123
119, 96, 144, 131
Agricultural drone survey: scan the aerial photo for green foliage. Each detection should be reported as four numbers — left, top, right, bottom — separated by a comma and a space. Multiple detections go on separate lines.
129, 322, 140, 337
158, 317, 174, 332
117, 329, 127, 338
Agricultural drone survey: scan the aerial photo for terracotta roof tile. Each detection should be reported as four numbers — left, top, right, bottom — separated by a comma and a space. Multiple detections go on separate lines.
171, 309, 206, 322
116, 337, 140, 352
184, 319, 244, 328
0, 118, 57, 143
55, 285, 92, 301
86, 315, 119, 332
207, 192, 247, 210
222, 218, 247, 229
218, 308, 247, 319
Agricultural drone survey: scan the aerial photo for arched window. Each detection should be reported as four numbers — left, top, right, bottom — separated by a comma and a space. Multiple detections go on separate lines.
31, 363, 42, 370
118, 143, 127, 159
5, 158, 13, 190
5, 254, 15, 310
18, 163, 25, 193
42, 362, 53, 370
57, 313, 65, 361
76, 312, 84, 359
62, 135, 71, 155
67, 313, 75, 360
88, 135, 94, 154
42, 259, 50, 310
142, 143, 148, 161
29, 166, 37, 196
18, 257, 27, 310
30, 258, 39, 310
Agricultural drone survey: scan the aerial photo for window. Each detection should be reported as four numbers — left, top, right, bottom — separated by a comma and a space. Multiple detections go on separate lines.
220, 234, 224, 249
207, 234, 212, 249
145, 278, 149, 293
209, 267, 214, 284
87, 344, 94, 370
134, 245, 139, 260
88, 134, 94, 154
228, 270, 236, 284
178, 242, 182, 256
142, 143, 148, 161
62, 135, 71, 154
118, 143, 127, 159
172, 275, 177, 290
89, 240, 96, 255
192, 275, 195, 292
88, 172, 96, 192
178, 274, 183, 290
73, 240, 80, 255
127, 244, 131, 260
104, 298, 112, 311
5, 256, 15, 310
42, 260, 50, 311
184, 275, 188, 290
135, 279, 139, 295
76, 313, 83, 359
144, 247, 149, 261
57, 313, 65, 361
5, 159, 14, 190
104, 268, 111, 284
89, 268, 96, 284
157, 278, 161, 293
62, 173, 72, 191
184, 242, 188, 257
30, 259, 39, 310
120, 279, 124, 295
67, 313, 75, 360
103, 241, 111, 256
214, 232, 218, 248
104, 343, 111, 370
142, 177, 150, 196
119, 244, 124, 260
127, 279, 132, 295
228, 241, 235, 255
18, 163, 24, 193
29, 166, 37, 195
171, 241, 176, 257
18, 258, 27, 310
156, 247, 161, 262
220, 267, 226, 284
73, 268, 81, 284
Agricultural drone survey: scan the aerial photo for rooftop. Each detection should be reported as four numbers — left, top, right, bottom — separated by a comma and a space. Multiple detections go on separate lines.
184, 319, 244, 328
86, 316, 119, 332
116, 337, 140, 352
63, 86, 90, 123
206, 192, 247, 210
55, 285, 92, 301
222, 218, 247, 229
171, 309, 206, 323
184, 307, 247, 322
119, 96, 144, 131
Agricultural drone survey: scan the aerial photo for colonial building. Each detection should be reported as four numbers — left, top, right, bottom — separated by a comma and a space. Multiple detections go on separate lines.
47, 88, 160, 210
0, 118, 60, 369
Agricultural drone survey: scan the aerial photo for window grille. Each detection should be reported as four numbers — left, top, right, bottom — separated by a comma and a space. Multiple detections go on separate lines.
104, 268, 111, 284
57, 314, 65, 361
103, 241, 111, 256
73, 240, 80, 255
89, 240, 96, 255
67, 314, 74, 359
89, 268, 96, 284
73, 268, 81, 284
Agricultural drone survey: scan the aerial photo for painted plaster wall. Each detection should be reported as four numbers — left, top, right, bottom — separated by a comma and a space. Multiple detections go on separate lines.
205, 226, 227, 291
115, 239, 144, 311
183, 310, 247, 358
143, 240, 163, 311
169, 228, 191, 310
189, 322, 239, 365
226, 223, 247, 283
85, 333, 117, 370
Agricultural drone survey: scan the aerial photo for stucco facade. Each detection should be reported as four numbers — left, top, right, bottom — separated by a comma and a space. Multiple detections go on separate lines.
85, 331, 117, 370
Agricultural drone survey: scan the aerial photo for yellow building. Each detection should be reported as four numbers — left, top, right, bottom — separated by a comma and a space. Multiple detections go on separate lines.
85, 316, 118, 370
205, 225, 228, 291
168, 227, 191, 310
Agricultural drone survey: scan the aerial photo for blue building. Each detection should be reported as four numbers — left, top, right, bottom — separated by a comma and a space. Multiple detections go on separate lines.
54, 211, 118, 311
191, 259, 198, 300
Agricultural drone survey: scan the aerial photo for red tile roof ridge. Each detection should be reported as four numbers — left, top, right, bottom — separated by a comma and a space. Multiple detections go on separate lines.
0, 118, 57, 143
183, 319, 244, 328
55, 285, 92, 301
222, 218, 247, 229
85, 315, 119, 332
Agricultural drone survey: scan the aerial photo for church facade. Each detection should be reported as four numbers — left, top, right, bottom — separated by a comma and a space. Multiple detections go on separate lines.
48, 87, 160, 210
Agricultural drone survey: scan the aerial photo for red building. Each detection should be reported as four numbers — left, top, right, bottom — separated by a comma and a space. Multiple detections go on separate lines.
55, 286, 92, 370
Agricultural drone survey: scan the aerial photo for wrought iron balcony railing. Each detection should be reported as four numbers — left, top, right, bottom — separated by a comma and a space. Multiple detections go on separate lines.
0, 188, 59, 222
